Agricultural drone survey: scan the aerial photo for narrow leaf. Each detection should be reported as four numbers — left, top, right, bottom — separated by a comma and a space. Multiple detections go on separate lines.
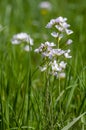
61, 112, 86, 130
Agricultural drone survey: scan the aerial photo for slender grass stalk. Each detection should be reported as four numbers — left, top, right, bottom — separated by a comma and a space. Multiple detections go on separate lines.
26, 51, 32, 126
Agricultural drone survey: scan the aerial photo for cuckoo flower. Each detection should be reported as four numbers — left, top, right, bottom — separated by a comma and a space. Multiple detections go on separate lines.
35, 16, 73, 78
11, 32, 33, 52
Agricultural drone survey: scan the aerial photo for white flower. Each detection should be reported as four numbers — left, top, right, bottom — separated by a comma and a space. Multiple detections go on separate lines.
11, 39, 20, 45
51, 60, 62, 72
51, 60, 67, 72
46, 16, 73, 35
34, 41, 55, 55
35, 43, 45, 53
66, 39, 73, 45
46, 16, 68, 30
46, 19, 56, 28
58, 72, 66, 78
23, 45, 31, 52
34, 48, 40, 53
45, 41, 56, 47
39, 1, 52, 11
64, 49, 72, 58
29, 37, 34, 46
55, 25, 63, 32
66, 29, 73, 35
52, 49, 65, 56
64, 53, 72, 58
51, 32, 59, 38
11, 32, 34, 45
52, 71, 58, 77
59, 61, 67, 69
55, 16, 67, 23
61, 22, 70, 28
35, 45, 65, 59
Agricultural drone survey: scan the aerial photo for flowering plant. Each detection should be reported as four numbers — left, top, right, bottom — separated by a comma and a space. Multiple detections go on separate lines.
35, 16, 73, 79
11, 32, 34, 51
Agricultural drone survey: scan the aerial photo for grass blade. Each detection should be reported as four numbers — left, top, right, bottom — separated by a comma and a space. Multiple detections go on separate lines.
61, 112, 86, 130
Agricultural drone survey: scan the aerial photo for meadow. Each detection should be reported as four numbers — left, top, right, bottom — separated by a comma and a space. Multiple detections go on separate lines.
0, 0, 86, 130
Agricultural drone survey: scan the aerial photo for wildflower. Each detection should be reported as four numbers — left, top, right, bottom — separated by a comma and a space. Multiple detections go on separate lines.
64, 49, 72, 58
46, 16, 73, 35
11, 32, 33, 45
66, 39, 73, 45
34, 41, 55, 54
46, 19, 56, 28
55, 16, 67, 23
51, 32, 59, 38
39, 1, 52, 11
45, 41, 56, 47
49, 60, 66, 78
65, 29, 73, 35
52, 49, 65, 56
59, 61, 67, 69
23, 45, 31, 52
35, 16, 73, 79
11, 32, 34, 52
58, 72, 66, 78
51, 60, 62, 72
55, 25, 63, 32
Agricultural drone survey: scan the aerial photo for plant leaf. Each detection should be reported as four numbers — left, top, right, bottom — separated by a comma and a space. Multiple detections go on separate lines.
61, 112, 86, 130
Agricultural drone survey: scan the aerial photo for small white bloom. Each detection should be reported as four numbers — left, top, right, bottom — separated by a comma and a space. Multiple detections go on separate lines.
46, 19, 56, 28
11, 39, 20, 45
55, 16, 67, 23
51, 60, 62, 72
34, 41, 55, 56
23, 45, 31, 52
11, 32, 33, 45
64, 49, 72, 58
66, 39, 73, 45
45, 41, 56, 47
29, 37, 34, 46
55, 25, 63, 32
51, 32, 59, 38
59, 61, 67, 69
53, 49, 65, 56
52, 71, 58, 77
46, 23, 52, 28
66, 29, 73, 35
39, 1, 52, 11
61, 22, 70, 29
64, 53, 72, 58
34, 48, 40, 53
58, 72, 66, 78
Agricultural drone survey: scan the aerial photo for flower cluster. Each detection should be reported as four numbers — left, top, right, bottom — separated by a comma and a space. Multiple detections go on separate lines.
35, 16, 73, 78
46, 16, 73, 35
11, 32, 33, 51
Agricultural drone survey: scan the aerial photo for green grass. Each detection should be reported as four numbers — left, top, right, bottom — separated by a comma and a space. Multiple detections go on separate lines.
0, 0, 86, 130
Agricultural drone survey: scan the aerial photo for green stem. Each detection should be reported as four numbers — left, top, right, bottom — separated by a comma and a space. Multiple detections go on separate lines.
58, 77, 61, 113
